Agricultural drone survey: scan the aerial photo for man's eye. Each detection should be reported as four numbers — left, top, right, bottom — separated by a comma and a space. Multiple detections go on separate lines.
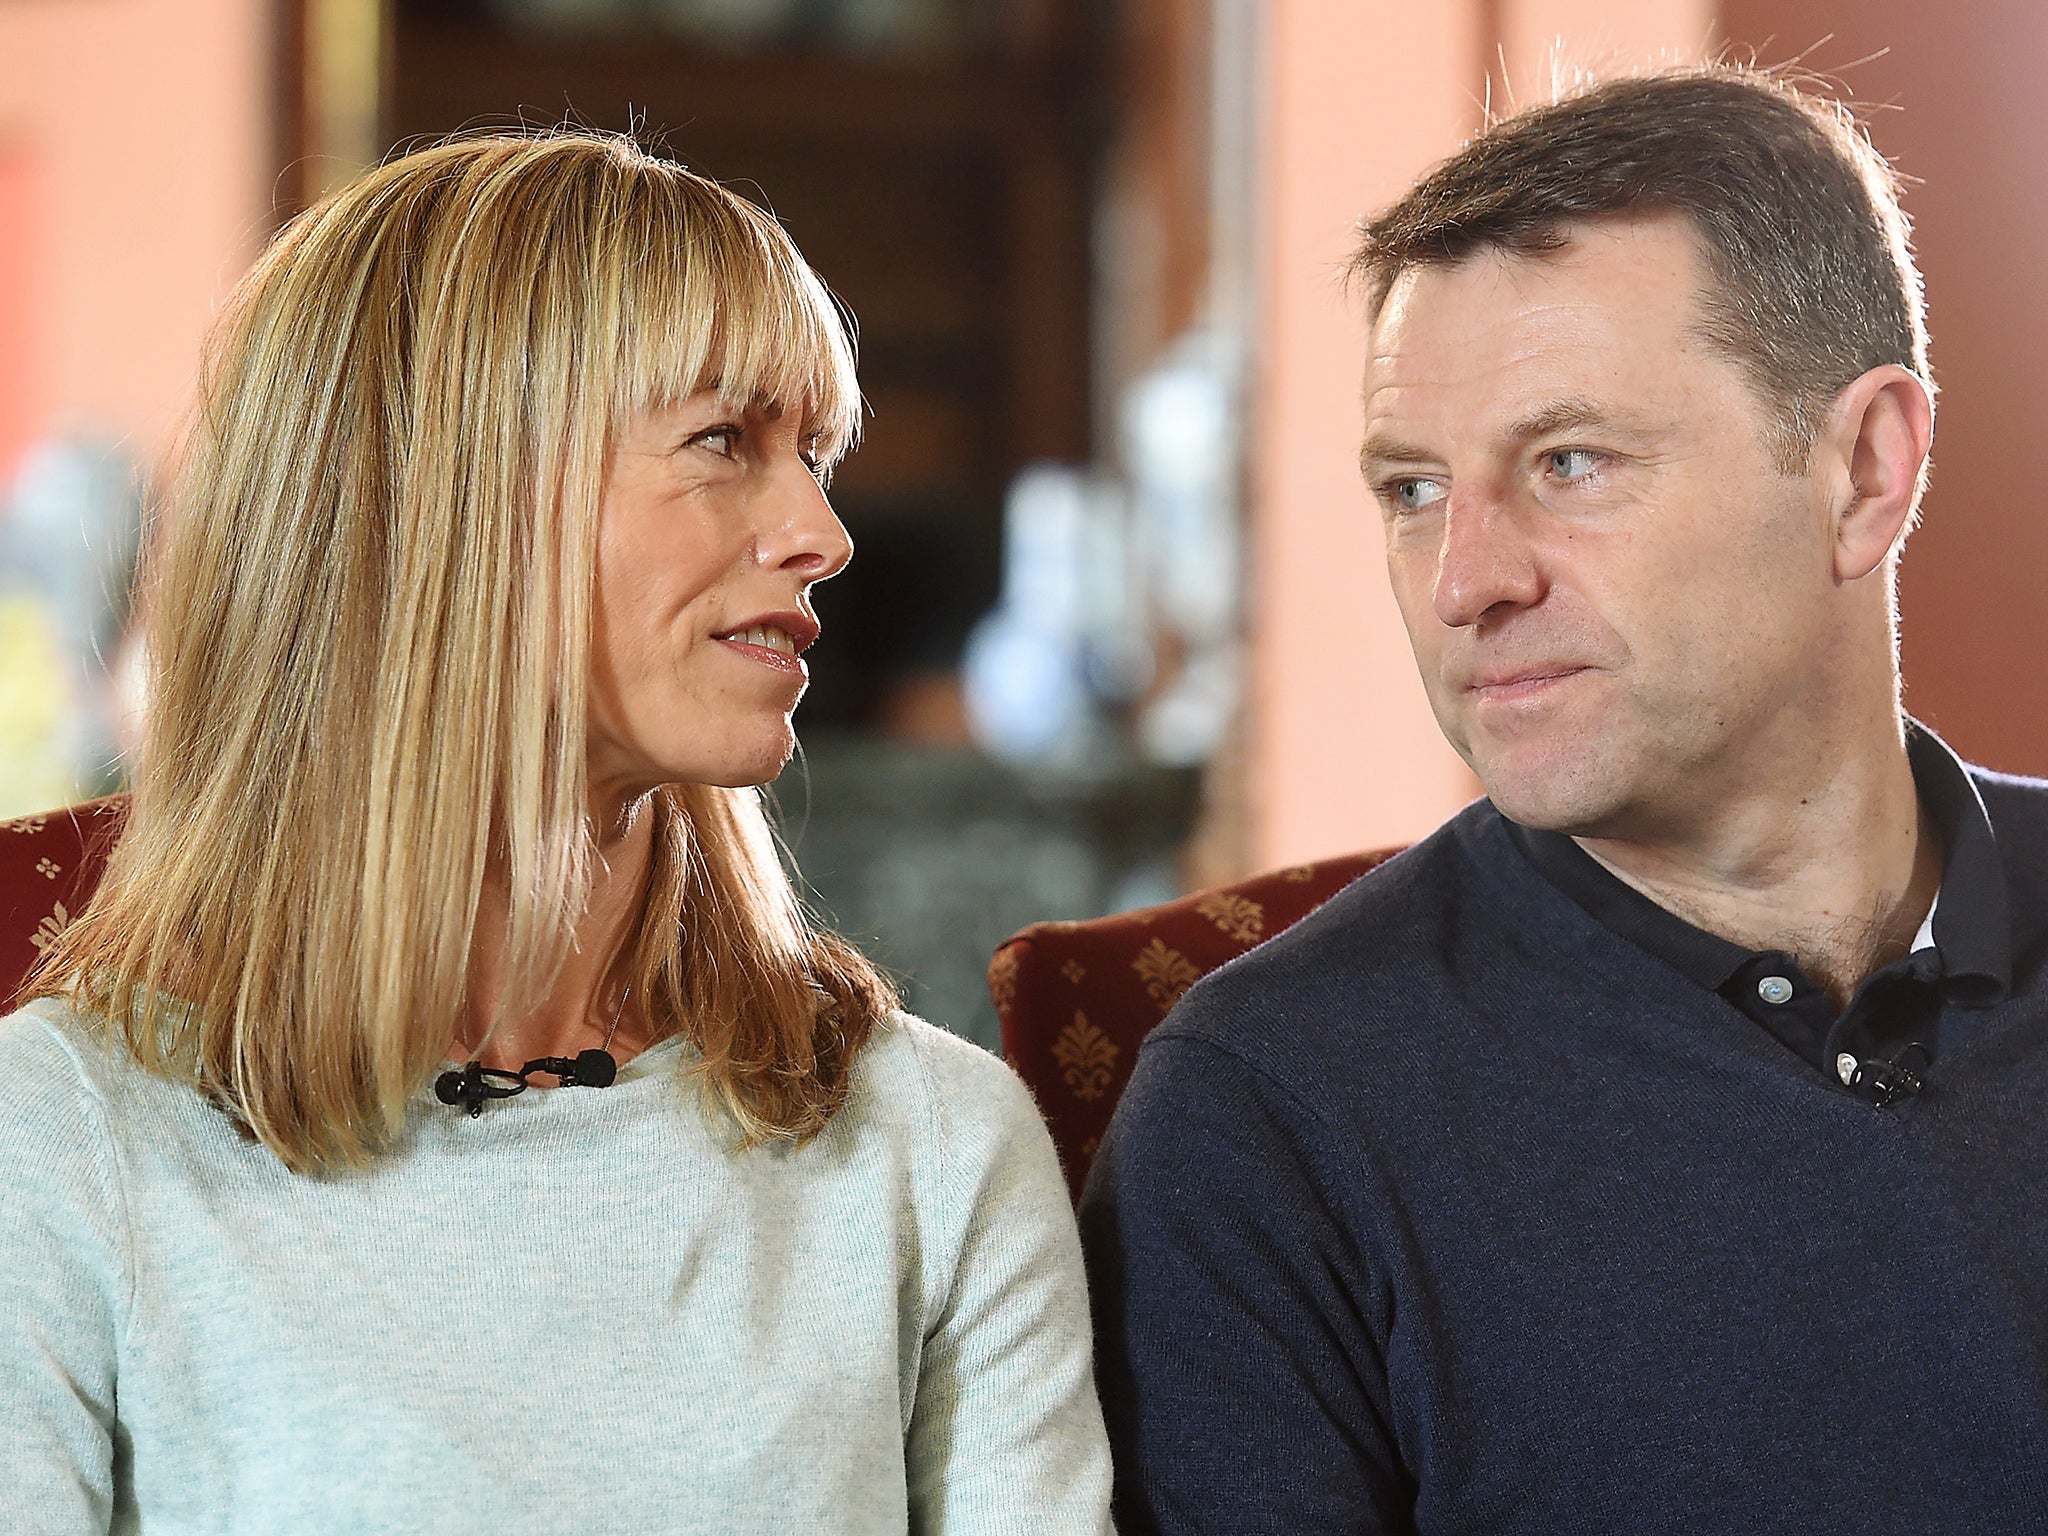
1389, 478, 1446, 512
1548, 448, 1599, 480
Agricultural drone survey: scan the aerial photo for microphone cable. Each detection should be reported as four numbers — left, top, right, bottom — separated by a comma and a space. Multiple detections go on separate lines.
435, 985, 630, 1117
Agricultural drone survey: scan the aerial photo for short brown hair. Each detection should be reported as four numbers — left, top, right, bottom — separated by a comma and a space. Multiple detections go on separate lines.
1352, 66, 1930, 464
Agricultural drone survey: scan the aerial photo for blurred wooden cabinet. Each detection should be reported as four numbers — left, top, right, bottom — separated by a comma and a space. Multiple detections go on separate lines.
369, 1, 1105, 726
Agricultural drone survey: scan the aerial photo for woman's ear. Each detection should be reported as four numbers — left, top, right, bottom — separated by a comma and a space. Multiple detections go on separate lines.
1817, 365, 1935, 583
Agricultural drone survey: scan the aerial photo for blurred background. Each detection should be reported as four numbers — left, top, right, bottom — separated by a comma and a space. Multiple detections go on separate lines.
4, 0, 2045, 1047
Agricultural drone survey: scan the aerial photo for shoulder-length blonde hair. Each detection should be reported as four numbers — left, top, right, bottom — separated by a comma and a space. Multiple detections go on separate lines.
31, 131, 895, 1172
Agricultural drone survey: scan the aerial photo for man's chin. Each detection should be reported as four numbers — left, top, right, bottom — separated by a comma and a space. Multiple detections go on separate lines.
1469, 748, 1620, 835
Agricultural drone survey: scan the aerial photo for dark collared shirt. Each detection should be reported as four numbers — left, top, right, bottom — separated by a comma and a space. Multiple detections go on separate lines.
1507, 721, 2011, 1095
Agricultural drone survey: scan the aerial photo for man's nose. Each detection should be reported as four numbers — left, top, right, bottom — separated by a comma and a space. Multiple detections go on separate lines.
758, 464, 854, 584
1431, 489, 1544, 629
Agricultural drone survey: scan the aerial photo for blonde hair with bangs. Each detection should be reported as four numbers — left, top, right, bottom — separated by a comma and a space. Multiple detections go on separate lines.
30, 131, 893, 1172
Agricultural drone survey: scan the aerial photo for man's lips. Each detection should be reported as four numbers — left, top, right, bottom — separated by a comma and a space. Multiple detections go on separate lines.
1464, 664, 1592, 701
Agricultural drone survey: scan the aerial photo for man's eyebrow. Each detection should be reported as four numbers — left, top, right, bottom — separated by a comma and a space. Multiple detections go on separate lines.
1500, 395, 1649, 444
1359, 395, 1662, 478
1358, 433, 1436, 478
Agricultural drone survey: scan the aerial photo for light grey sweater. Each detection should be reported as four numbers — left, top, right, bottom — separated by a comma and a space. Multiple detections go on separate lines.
0, 999, 1113, 1534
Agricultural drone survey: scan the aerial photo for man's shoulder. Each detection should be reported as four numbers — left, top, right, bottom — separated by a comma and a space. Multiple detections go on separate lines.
1970, 760, 2048, 825
1149, 801, 1548, 1060
1968, 762, 2048, 937
1964, 758, 2048, 882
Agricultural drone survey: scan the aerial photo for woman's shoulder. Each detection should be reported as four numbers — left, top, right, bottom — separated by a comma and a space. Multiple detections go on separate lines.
0, 996, 142, 1186
0, 995, 195, 1146
846, 1012, 1051, 1165
0, 995, 125, 1104
855, 1010, 1034, 1109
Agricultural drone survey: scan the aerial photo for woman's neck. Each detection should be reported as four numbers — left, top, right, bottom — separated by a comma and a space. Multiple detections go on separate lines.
457, 795, 659, 1071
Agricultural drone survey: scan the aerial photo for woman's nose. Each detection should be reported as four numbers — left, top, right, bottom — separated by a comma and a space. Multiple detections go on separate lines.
761, 464, 854, 583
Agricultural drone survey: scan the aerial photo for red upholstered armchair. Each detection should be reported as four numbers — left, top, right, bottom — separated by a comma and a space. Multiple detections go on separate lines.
991, 846, 1404, 1201
0, 796, 127, 1006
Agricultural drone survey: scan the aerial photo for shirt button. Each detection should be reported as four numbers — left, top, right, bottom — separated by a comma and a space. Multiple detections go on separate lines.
1836, 1053, 1859, 1085
1757, 975, 1795, 1005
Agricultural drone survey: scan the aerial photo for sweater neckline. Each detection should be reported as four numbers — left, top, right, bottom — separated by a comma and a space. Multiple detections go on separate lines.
420, 1032, 690, 1110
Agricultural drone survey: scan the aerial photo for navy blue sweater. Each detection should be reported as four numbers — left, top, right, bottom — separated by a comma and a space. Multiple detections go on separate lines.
1080, 764, 2048, 1533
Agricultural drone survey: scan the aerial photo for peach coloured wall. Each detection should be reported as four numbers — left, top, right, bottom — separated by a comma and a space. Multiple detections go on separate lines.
1245, 0, 1482, 869
0, 146, 38, 484
0, 0, 274, 474
1714, 1, 2048, 778
1246, 0, 1709, 867
1499, 0, 1714, 105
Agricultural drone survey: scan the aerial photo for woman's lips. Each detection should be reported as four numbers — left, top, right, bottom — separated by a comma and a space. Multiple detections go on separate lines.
711, 612, 818, 679
714, 633, 809, 679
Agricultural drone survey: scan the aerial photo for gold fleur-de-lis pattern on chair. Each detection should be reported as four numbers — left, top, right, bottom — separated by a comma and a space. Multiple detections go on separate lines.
1132, 937, 1201, 1016
2, 796, 129, 1008
31, 901, 70, 955
1194, 890, 1265, 946
1053, 1012, 1118, 1102
990, 846, 1404, 1202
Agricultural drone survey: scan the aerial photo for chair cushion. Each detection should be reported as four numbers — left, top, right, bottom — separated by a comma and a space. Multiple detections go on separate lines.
991, 848, 1401, 1200
0, 796, 128, 1007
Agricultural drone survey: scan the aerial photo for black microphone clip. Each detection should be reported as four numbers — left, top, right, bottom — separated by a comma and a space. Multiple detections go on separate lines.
1848, 1042, 1930, 1107
433, 1061, 521, 1118
525, 1048, 619, 1088
433, 1049, 620, 1116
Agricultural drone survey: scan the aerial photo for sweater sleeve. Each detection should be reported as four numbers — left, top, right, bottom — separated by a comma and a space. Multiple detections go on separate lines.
1078, 1030, 1413, 1535
0, 1008, 129, 1535
903, 1034, 1115, 1535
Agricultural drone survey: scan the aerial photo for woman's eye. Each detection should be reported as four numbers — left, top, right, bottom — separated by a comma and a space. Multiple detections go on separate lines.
1548, 448, 1600, 480
1389, 478, 1446, 513
690, 425, 741, 458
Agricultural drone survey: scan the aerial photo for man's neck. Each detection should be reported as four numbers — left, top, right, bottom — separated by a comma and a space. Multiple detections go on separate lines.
1573, 727, 1940, 1009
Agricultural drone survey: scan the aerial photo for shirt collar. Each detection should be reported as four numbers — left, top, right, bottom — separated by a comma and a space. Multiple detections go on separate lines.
1908, 720, 2010, 1000
1504, 718, 2011, 1005
1911, 893, 1937, 955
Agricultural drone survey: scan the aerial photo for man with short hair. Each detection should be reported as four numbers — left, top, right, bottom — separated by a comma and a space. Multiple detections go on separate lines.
1080, 67, 2048, 1532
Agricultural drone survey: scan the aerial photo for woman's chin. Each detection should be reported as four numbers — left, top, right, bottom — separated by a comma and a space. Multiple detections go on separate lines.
590, 727, 798, 802
671, 734, 799, 791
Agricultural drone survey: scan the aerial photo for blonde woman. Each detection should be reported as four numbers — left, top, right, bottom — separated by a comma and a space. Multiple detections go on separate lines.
0, 133, 1112, 1534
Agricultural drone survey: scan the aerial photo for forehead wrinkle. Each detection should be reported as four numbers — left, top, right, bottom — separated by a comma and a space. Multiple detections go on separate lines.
1364, 268, 1691, 469
1361, 224, 1732, 492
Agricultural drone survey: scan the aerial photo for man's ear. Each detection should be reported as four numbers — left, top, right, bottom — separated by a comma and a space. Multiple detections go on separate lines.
1816, 365, 1935, 583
